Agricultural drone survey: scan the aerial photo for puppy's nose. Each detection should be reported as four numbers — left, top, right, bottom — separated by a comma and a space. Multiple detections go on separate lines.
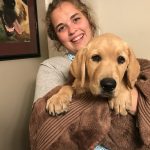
100, 78, 116, 92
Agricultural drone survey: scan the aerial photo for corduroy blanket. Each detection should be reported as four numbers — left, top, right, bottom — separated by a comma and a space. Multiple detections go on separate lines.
29, 59, 150, 150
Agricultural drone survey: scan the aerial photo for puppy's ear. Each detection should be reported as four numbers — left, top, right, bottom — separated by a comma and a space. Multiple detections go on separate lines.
127, 48, 140, 88
70, 48, 86, 88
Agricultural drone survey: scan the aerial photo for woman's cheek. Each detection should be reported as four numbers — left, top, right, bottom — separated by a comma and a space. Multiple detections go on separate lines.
57, 32, 69, 43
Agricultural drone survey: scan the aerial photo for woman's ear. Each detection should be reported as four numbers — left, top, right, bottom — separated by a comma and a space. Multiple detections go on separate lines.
127, 47, 140, 88
70, 48, 87, 88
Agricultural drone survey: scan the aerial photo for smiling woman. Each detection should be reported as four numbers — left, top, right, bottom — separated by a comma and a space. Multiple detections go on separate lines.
46, 0, 98, 51
34, 0, 98, 101
50, 1, 93, 54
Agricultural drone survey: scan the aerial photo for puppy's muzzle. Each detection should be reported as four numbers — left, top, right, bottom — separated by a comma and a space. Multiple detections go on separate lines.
100, 78, 116, 97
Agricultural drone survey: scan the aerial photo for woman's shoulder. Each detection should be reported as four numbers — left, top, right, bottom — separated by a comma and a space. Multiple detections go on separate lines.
41, 56, 72, 68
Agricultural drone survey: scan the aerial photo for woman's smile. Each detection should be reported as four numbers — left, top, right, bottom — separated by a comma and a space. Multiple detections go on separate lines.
70, 33, 84, 43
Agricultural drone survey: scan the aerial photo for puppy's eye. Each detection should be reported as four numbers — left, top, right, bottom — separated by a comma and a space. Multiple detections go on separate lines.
117, 56, 125, 64
91, 55, 101, 62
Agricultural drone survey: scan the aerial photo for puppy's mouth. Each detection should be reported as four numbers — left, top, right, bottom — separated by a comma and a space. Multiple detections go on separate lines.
99, 90, 114, 99
4, 19, 23, 34
2, 13, 23, 34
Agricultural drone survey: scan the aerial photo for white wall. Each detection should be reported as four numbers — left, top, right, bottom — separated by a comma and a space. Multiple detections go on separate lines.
88, 0, 150, 59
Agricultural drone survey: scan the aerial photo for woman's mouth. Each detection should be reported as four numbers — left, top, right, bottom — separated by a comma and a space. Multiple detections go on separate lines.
71, 34, 84, 43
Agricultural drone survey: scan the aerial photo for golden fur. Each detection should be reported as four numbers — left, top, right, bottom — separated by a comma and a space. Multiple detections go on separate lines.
46, 33, 140, 116
15, 0, 30, 34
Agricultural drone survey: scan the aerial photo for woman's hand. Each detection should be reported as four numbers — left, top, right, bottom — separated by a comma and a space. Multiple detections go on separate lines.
129, 87, 138, 115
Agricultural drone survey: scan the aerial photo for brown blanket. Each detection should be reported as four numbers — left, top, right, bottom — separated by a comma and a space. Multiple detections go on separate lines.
29, 59, 150, 150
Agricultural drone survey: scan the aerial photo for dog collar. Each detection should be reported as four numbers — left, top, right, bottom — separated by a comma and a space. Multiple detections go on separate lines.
94, 144, 110, 150
66, 53, 75, 61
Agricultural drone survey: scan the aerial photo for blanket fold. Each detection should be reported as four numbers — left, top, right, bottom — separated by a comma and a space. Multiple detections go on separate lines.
29, 59, 150, 150
136, 59, 150, 145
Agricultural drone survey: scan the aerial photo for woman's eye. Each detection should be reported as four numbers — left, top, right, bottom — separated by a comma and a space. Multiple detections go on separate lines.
57, 26, 66, 32
117, 56, 125, 64
73, 17, 80, 23
91, 55, 101, 62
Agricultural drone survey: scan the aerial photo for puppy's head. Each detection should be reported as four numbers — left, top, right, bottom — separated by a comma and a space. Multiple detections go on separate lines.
70, 33, 140, 98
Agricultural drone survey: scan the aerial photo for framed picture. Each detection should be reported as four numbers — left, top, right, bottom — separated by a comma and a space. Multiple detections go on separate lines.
0, 0, 40, 61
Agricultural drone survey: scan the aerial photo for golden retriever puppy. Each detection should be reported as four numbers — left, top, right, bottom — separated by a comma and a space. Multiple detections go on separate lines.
46, 33, 140, 116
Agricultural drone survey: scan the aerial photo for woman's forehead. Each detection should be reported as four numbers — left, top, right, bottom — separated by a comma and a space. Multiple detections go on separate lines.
50, 2, 82, 25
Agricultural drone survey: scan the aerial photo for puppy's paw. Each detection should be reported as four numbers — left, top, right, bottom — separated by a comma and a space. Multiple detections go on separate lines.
109, 99, 127, 115
109, 90, 131, 116
46, 93, 72, 116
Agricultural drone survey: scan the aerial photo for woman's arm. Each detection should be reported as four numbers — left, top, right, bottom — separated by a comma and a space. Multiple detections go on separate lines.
34, 56, 71, 102
128, 87, 138, 115
129, 59, 150, 115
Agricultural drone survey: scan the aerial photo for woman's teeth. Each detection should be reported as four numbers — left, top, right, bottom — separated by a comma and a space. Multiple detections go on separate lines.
72, 34, 83, 42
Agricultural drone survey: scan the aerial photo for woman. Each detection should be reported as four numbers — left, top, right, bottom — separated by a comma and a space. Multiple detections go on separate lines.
30, 0, 150, 149
34, 0, 138, 112
34, 0, 98, 101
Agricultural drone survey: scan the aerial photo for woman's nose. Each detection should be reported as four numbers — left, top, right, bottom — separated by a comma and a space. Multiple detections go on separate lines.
68, 25, 77, 36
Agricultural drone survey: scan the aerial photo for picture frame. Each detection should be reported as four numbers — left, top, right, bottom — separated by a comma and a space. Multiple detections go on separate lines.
0, 0, 40, 61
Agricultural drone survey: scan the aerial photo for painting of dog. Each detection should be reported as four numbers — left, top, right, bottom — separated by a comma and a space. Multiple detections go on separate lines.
46, 33, 140, 116
0, 0, 30, 41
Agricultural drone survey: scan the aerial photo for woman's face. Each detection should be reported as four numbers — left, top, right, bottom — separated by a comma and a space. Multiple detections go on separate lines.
51, 2, 93, 54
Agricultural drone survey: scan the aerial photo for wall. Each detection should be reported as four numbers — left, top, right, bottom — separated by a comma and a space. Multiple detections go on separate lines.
88, 0, 150, 59
0, 0, 48, 150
